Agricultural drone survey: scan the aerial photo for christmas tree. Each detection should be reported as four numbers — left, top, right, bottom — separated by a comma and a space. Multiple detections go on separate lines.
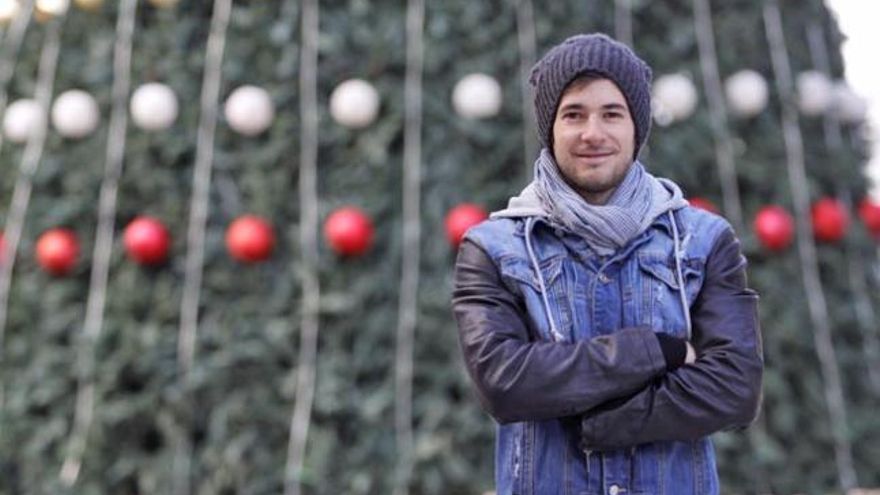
0, 0, 878, 493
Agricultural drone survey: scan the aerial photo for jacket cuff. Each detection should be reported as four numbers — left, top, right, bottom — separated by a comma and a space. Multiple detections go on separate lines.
655, 333, 686, 371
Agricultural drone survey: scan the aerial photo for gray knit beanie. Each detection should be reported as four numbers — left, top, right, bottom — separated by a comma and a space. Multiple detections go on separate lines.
529, 33, 653, 158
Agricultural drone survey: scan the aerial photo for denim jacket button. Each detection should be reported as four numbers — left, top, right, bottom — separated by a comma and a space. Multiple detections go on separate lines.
608, 484, 621, 495
598, 273, 611, 284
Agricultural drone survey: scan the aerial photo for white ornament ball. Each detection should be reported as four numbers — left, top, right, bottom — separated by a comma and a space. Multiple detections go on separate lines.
452, 73, 502, 119
796, 71, 833, 116
36, 0, 69, 15
0, 0, 20, 25
329, 79, 380, 129
130, 83, 178, 131
724, 69, 768, 118
224, 85, 275, 136
652, 74, 698, 123
832, 81, 867, 124
651, 99, 675, 127
3, 99, 44, 143
51, 89, 100, 138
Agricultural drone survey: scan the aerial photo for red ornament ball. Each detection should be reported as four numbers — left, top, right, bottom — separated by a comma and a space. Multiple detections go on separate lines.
324, 207, 374, 257
687, 197, 719, 214
858, 198, 880, 237
753, 206, 794, 252
36, 228, 79, 276
811, 198, 849, 243
123, 216, 171, 266
445, 203, 488, 247
225, 215, 275, 263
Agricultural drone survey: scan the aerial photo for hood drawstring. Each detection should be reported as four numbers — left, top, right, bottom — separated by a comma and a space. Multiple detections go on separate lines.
668, 211, 693, 340
524, 217, 565, 342
629, 446, 638, 487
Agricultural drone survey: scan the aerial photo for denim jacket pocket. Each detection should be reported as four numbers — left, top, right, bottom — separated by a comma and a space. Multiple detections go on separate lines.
498, 254, 572, 341
637, 252, 705, 336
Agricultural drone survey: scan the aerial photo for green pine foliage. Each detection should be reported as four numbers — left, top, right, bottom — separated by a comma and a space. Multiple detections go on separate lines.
1, 0, 878, 494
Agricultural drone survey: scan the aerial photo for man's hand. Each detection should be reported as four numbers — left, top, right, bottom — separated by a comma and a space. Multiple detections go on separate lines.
685, 341, 697, 365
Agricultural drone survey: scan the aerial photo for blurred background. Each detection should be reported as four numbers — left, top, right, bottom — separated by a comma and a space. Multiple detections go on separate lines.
1, 0, 879, 494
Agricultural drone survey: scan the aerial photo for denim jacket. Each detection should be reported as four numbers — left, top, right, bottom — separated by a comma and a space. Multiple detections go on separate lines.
452, 206, 762, 495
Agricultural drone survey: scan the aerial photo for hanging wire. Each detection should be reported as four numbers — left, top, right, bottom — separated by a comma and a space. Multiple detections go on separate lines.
516, 0, 537, 180
691, 0, 744, 233
0, 3, 61, 418
763, 2, 857, 491
806, 21, 880, 396
393, 0, 424, 493
691, 3, 767, 490
283, 0, 319, 492
0, 0, 35, 411
614, 0, 633, 49
173, 0, 232, 493
57, 0, 138, 486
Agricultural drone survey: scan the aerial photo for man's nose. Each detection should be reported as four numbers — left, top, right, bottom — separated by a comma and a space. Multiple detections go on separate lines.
579, 117, 604, 142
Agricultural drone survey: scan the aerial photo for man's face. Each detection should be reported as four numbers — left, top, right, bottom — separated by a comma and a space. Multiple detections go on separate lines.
551, 78, 636, 205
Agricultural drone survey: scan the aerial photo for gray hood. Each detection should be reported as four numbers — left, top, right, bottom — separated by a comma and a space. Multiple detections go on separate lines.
490, 182, 546, 219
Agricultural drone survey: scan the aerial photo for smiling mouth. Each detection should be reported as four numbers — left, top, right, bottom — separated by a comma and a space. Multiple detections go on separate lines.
574, 151, 614, 160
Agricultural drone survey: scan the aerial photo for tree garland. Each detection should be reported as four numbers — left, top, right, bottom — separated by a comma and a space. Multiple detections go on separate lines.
173, 0, 232, 493
516, 0, 537, 181
283, 0, 319, 492
0, 0, 60, 416
393, 0, 424, 493
59, 0, 137, 486
614, 0, 633, 50
692, 0, 744, 233
0, 0, 34, 424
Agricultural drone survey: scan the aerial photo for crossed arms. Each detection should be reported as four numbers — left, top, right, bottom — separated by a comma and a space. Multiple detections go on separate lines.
451, 227, 762, 450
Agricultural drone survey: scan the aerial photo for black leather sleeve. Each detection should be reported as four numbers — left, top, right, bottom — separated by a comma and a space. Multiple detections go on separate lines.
580, 227, 763, 449
452, 238, 669, 424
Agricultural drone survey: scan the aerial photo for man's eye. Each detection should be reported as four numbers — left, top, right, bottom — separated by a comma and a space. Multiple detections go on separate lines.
563, 112, 581, 120
605, 112, 622, 119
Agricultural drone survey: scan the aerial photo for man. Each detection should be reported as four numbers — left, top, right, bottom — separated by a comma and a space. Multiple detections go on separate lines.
452, 33, 762, 495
